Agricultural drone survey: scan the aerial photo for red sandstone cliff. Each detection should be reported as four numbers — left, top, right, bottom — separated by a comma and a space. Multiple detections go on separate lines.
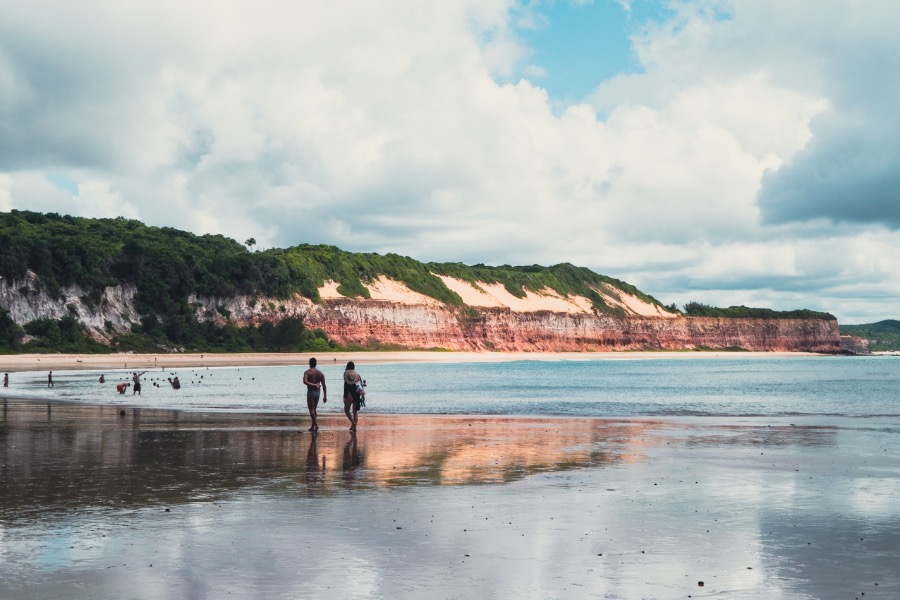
0, 272, 843, 353
300, 298, 842, 353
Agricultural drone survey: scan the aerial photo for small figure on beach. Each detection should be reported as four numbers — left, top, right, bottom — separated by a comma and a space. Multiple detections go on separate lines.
99, 374, 105, 383
303, 357, 327, 432
3, 373, 8, 388
132, 371, 148, 395
48, 371, 53, 388
116, 382, 130, 394
343, 361, 363, 431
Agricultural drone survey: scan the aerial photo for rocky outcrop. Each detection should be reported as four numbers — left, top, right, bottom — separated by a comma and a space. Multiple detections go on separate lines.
0, 273, 140, 342
1, 272, 843, 353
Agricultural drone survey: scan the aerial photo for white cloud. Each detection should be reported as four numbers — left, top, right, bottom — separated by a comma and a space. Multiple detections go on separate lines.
0, 0, 897, 323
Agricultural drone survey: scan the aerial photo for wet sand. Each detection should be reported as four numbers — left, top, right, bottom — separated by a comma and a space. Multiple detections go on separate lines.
0, 349, 822, 373
1, 398, 898, 599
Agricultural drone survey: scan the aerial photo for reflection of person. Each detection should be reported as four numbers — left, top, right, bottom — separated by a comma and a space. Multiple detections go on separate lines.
343, 361, 362, 431
303, 358, 327, 432
305, 429, 325, 490
132, 371, 147, 395
341, 432, 361, 484
48, 371, 53, 388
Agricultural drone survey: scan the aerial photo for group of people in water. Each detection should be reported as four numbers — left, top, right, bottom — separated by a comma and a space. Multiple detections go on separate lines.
97, 370, 180, 394
3, 357, 366, 432
303, 358, 365, 432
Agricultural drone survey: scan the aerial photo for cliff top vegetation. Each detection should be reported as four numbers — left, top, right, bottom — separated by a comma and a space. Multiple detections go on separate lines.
683, 302, 835, 321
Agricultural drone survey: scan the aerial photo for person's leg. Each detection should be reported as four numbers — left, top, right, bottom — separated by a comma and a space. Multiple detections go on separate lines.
344, 394, 355, 429
307, 395, 318, 431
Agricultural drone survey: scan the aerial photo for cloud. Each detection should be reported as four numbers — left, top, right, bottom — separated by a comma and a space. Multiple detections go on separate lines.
0, 0, 898, 323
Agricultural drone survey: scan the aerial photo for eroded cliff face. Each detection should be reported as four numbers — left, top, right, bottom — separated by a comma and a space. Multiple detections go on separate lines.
191, 294, 841, 353
301, 300, 840, 352
1, 273, 842, 353
0, 273, 140, 342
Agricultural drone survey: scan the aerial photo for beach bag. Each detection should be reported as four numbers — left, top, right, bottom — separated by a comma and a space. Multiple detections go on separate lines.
356, 379, 366, 408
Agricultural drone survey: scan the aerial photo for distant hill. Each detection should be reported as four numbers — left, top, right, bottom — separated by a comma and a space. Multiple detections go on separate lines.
840, 320, 900, 352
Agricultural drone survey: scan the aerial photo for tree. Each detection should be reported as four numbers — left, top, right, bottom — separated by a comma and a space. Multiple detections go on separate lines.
245, 238, 256, 252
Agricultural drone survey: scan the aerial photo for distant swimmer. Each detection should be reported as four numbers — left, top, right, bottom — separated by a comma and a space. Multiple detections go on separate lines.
116, 382, 130, 394
167, 377, 181, 390
303, 357, 327, 432
99, 374, 105, 383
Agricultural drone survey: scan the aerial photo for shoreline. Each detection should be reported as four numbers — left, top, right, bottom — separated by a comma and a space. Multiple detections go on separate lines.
0, 349, 828, 373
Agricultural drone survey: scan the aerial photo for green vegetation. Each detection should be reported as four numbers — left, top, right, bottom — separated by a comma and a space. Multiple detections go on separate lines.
0, 308, 24, 354
682, 302, 835, 320
840, 320, 900, 351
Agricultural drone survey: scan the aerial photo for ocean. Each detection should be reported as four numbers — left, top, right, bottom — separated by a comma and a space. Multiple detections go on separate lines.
4, 355, 900, 419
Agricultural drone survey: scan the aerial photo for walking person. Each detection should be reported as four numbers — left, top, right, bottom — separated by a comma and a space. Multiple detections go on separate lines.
48, 371, 53, 388
342, 361, 363, 431
3, 373, 8, 388
132, 371, 148, 395
302, 357, 327, 432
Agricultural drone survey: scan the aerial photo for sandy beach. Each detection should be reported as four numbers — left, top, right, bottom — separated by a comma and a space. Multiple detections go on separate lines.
2, 395, 898, 599
0, 350, 822, 374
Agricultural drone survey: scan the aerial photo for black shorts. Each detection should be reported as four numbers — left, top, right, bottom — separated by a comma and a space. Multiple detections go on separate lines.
306, 388, 320, 403
344, 383, 361, 410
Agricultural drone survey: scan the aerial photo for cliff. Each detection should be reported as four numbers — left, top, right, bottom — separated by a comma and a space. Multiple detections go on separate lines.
1, 270, 842, 354
189, 275, 841, 353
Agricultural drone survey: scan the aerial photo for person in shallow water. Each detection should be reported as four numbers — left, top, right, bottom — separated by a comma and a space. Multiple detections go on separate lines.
303, 357, 327, 432
342, 361, 363, 431
132, 371, 147, 395
48, 371, 53, 387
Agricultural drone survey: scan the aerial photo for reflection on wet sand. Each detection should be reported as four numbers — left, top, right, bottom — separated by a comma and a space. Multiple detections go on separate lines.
0, 399, 845, 521
3, 398, 895, 600
1, 399, 659, 517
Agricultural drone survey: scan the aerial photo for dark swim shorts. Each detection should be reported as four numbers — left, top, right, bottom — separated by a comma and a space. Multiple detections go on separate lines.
306, 388, 321, 403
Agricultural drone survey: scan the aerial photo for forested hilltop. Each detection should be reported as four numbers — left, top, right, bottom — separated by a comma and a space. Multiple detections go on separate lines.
0, 210, 835, 354
840, 320, 900, 352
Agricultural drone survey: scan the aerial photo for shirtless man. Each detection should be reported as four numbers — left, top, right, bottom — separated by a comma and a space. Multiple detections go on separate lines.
132, 371, 148, 395
302, 358, 327, 432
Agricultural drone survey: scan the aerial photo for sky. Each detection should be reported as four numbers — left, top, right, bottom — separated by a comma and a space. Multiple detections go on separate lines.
1, 0, 898, 324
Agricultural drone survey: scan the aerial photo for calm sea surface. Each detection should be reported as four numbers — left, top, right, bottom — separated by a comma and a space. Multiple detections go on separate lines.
4, 355, 899, 418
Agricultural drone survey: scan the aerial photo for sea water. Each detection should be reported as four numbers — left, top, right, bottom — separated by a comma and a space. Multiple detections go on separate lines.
4, 355, 900, 419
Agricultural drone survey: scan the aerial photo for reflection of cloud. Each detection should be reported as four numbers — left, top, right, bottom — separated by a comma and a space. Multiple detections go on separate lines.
683, 425, 838, 449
